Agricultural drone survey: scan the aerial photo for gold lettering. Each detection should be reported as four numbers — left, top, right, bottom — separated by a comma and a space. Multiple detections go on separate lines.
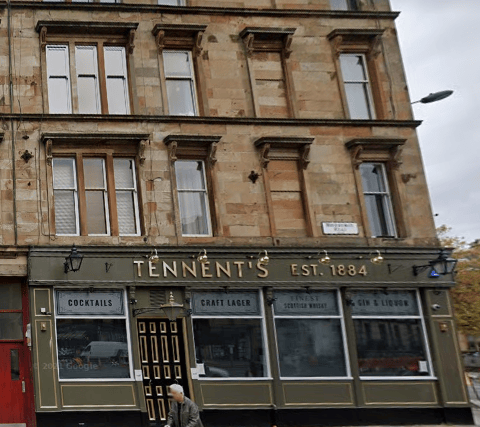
163, 261, 178, 277
134, 260, 144, 277
310, 264, 318, 276
216, 262, 231, 278
233, 261, 244, 278
182, 261, 197, 278
148, 261, 160, 277
290, 264, 299, 276
257, 262, 268, 278
301, 264, 310, 276
201, 262, 213, 278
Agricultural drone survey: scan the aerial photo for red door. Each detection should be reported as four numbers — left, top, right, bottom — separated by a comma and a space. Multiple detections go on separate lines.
0, 281, 35, 426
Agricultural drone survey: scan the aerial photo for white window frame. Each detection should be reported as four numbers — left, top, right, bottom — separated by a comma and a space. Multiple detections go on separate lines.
53, 288, 134, 382
83, 157, 110, 236
359, 162, 397, 238
339, 53, 375, 119
330, 0, 358, 10
52, 157, 80, 236
75, 45, 101, 114
114, 158, 141, 236
273, 289, 351, 380
158, 0, 185, 4
52, 155, 140, 237
104, 46, 131, 115
191, 290, 271, 380
46, 45, 72, 114
163, 50, 198, 116
351, 289, 435, 381
175, 159, 212, 237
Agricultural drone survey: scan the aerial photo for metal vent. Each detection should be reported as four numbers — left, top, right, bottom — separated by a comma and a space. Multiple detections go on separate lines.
150, 289, 166, 307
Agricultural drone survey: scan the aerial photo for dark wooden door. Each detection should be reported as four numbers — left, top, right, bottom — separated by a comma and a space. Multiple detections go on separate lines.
137, 319, 190, 424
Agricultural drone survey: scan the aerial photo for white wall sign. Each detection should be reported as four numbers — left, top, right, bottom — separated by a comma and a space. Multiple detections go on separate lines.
322, 222, 359, 235
56, 290, 124, 315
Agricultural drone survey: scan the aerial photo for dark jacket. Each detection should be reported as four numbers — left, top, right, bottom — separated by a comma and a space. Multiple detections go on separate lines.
167, 396, 203, 427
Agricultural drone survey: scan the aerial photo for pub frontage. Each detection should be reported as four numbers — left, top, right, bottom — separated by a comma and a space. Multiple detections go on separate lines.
28, 245, 473, 427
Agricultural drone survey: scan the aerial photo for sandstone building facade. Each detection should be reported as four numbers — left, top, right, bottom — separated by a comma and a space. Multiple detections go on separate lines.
0, 0, 472, 426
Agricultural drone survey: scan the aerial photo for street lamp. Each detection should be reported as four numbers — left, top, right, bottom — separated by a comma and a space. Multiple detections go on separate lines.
412, 249, 457, 277
411, 90, 453, 104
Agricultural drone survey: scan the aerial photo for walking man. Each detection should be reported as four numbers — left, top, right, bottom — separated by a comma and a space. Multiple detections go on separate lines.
165, 384, 203, 427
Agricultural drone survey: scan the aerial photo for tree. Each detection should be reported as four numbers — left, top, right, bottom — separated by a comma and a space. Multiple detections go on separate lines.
438, 225, 480, 336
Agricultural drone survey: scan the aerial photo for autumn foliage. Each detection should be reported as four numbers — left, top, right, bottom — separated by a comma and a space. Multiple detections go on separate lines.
438, 225, 480, 336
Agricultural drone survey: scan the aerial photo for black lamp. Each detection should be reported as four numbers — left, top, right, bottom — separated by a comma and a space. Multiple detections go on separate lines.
411, 90, 453, 104
64, 245, 84, 273
412, 249, 457, 277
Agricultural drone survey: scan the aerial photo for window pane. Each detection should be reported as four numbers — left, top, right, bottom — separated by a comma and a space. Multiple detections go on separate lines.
340, 54, 367, 81
116, 192, 137, 235
83, 158, 105, 189
11, 349, 20, 380
53, 158, 75, 189
54, 190, 78, 235
0, 284, 22, 310
158, 0, 182, 4
163, 51, 193, 77
360, 163, 386, 193
273, 290, 339, 316
104, 47, 125, 77
330, 0, 348, 9
114, 158, 135, 189
77, 77, 100, 114
276, 319, 346, 377
85, 191, 107, 235
48, 78, 71, 114
193, 318, 266, 378
166, 80, 195, 116
344, 83, 372, 119
106, 77, 129, 114
46, 46, 69, 76
354, 319, 430, 377
350, 290, 419, 316
364, 194, 392, 237
0, 313, 23, 340
75, 46, 97, 75
56, 319, 130, 379
178, 192, 210, 235
175, 161, 205, 190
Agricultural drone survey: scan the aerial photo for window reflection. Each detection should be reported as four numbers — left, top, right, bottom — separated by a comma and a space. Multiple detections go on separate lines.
56, 319, 130, 379
193, 318, 266, 378
276, 319, 346, 377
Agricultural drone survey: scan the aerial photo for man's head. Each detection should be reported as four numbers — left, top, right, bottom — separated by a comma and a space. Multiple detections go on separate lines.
170, 384, 184, 403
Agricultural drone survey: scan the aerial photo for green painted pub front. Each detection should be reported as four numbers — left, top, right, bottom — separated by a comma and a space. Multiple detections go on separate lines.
28, 246, 473, 427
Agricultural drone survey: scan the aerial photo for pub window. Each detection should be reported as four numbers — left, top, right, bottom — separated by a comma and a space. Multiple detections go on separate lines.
345, 138, 406, 238
273, 290, 349, 378
240, 27, 296, 118
38, 21, 136, 114
350, 289, 434, 378
164, 135, 221, 237
191, 291, 269, 379
153, 24, 207, 116
328, 28, 385, 120
55, 289, 132, 380
44, 133, 147, 237
254, 137, 315, 237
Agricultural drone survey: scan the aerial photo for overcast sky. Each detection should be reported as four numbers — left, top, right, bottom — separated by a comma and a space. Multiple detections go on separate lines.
389, 0, 480, 244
